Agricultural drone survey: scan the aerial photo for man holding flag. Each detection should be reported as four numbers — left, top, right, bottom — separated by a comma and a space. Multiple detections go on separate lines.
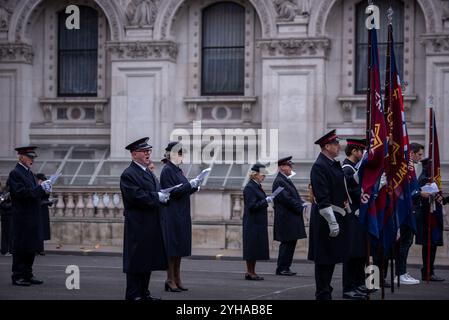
415, 109, 445, 282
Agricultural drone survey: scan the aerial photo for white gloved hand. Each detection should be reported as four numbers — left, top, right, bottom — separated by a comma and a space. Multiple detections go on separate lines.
396, 228, 401, 241
354, 209, 360, 217
158, 192, 170, 203
265, 196, 273, 204
379, 173, 387, 189
319, 207, 340, 237
190, 179, 200, 188
41, 180, 52, 193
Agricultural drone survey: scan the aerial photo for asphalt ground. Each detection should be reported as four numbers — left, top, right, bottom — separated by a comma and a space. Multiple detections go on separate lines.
1, 254, 448, 301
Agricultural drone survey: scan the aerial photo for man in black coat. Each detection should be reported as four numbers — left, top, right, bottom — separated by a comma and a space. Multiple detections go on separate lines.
341, 139, 368, 299
273, 156, 307, 276
308, 130, 351, 300
8, 146, 52, 286
415, 158, 445, 282
120, 137, 170, 300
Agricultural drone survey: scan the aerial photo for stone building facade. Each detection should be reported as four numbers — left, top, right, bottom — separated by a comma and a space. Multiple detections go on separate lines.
0, 0, 448, 260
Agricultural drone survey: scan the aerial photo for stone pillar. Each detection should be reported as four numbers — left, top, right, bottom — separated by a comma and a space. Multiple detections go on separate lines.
258, 38, 330, 161
108, 41, 178, 159
421, 34, 449, 165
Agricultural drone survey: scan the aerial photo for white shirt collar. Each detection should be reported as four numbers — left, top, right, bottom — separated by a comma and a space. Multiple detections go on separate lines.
133, 161, 147, 171
18, 162, 29, 171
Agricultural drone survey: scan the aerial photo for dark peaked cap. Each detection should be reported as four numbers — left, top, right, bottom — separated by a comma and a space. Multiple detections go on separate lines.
251, 163, 268, 173
346, 138, 367, 149
314, 129, 340, 147
278, 156, 293, 166
15, 146, 38, 158
125, 137, 152, 152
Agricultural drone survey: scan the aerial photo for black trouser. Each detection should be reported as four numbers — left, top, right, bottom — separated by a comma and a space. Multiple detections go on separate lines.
421, 243, 437, 278
315, 264, 335, 300
1, 214, 12, 254
125, 272, 151, 300
12, 252, 35, 281
276, 240, 297, 272
396, 225, 414, 276
343, 257, 366, 292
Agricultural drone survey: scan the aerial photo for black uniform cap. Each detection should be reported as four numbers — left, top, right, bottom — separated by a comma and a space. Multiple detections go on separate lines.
251, 163, 268, 174
15, 146, 38, 159
346, 138, 367, 149
314, 129, 340, 147
125, 137, 152, 152
165, 141, 185, 155
278, 156, 293, 166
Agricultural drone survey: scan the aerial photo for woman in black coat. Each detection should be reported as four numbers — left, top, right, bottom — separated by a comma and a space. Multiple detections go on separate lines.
242, 164, 270, 280
160, 142, 199, 292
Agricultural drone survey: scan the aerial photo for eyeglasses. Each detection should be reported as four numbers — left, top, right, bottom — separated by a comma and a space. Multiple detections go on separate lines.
136, 149, 152, 154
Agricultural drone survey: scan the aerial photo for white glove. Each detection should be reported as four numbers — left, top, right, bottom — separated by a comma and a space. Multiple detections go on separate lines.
41, 180, 52, 193
265, 196, 273, 204
379, 173, 387, 189
396, 228, 401, 241
354, 209, 360, 217
190, 179, 200, 188
319, 207, 340, 237
158, 192, 170, 203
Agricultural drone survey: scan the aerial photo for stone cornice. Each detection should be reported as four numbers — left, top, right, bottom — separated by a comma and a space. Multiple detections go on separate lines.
256, 37, 331, 58
107, 41, 178, 61
420, 34, 449, 55
0, 42, 33, 64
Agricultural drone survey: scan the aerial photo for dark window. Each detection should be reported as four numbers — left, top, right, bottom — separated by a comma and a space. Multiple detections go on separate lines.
58, 6, 98, 96
355, 0, 404, 94
202, 2, 245, 96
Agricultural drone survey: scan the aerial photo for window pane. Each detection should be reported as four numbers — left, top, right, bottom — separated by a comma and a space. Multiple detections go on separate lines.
355, 0, 404, 94
58, 6, 98, 96
202, 2, 245, 96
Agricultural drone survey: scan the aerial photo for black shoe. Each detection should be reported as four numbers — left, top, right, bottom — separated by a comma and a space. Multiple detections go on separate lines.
276, 270, 296, 276
12, 279, 31, 286
144, 292, 162, 300
357, 285, 377, 294
343, 290, 368, 300
245, 274, 264, 280
28, 277, 43, 285
176, 284, 189, 291
423, 274, 445, 282
165, 281, 181, 292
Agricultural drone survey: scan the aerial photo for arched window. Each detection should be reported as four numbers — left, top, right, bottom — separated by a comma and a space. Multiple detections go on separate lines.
355, 0, 404, 94
202, 2, 245, 96
58, 6, 98, 96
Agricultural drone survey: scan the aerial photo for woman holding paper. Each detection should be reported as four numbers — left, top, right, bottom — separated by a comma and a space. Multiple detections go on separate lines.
160, 141, 200, 292
242, 164, 272, 280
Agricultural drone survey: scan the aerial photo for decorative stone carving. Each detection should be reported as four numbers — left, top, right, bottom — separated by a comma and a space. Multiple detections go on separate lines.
257, 38, 330, 58
421, 34, 449, 55
126, 0, 160, 27
274, 0, 310, 21
0, 0, 13, 30
441, 0, 449, 21
107, 41, 178, 61
0, 43, 33, 64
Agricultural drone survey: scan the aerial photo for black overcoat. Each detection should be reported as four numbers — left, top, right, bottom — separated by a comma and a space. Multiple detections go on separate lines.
308, 153, 349, 264
8, 164, 45, 254
272, 172, 307, 242
160, 161, 198, 257
120, 161, 168, 273
242, 179, 270, 261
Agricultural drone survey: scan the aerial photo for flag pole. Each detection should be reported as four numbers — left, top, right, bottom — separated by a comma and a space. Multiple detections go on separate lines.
426, 107, 434, 283
365, 2, 373, 299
